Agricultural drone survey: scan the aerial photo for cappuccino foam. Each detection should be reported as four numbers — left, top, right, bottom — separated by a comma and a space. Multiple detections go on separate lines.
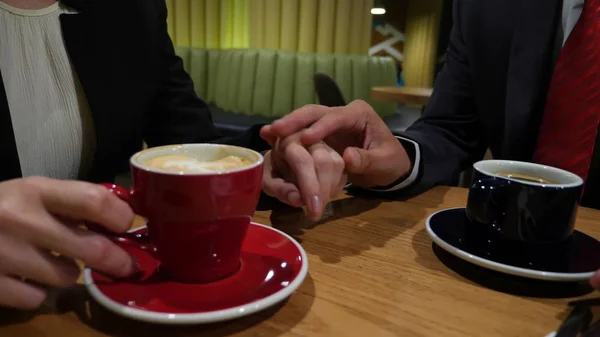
144, 154, 253, 172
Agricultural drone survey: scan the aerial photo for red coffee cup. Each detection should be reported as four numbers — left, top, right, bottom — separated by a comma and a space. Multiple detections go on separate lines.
101, 144, 263, 283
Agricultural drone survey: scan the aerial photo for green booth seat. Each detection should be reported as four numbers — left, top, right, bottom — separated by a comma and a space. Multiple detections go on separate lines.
175, 47, 398, 135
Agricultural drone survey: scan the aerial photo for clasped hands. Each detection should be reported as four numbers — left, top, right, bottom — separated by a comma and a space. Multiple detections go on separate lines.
261, 100, 411, 221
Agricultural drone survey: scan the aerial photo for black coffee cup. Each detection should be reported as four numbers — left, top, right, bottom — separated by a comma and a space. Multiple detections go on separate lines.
466, 160, 583, 243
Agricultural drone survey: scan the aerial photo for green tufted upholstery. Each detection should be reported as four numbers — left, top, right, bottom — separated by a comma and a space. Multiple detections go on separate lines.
175, 48, 398, 118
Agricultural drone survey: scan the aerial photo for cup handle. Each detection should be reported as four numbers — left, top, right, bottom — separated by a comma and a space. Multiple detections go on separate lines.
85, 183, 156, 255
465, 178, 509, 232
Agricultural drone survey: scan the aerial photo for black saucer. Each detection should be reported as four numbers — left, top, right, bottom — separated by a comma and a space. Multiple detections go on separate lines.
426, 208, 600, 281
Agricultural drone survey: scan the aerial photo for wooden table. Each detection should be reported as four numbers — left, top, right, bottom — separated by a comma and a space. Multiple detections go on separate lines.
371, 86, 433, 106
1, 186, 599, 336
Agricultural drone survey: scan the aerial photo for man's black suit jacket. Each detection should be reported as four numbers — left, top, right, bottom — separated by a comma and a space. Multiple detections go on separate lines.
0, 0, 268, 184
402, 0, 600, 208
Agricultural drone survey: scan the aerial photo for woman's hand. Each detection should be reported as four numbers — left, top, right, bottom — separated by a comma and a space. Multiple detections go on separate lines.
0, 177, 137, 309
262, 136, 347, 221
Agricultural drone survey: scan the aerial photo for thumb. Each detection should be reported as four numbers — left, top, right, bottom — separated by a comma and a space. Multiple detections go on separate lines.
343, 147, 372, 174
259, 125, 276, 146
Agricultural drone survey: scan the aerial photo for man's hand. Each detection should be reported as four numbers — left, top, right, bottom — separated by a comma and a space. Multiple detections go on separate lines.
262, 136, 347, 221
0, 177, 137, 310
261, 100, 412, 189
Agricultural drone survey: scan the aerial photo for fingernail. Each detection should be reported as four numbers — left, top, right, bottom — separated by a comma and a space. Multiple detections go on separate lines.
351, 150, 361, 168
310, 195, 322, 221
287, 191, 302, 207
112, 256, 143, 281
119, 254, 140, 277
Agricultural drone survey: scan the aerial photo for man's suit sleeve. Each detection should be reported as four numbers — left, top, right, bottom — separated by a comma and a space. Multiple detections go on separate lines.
142, 0, 270, 153
394, 0, 487, 192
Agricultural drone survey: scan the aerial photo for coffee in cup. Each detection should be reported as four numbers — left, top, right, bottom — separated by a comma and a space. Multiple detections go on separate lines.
466, 160, 583, 243
144, 154, 253, 172
492, 171, 556, 185
103, 144, 263, 283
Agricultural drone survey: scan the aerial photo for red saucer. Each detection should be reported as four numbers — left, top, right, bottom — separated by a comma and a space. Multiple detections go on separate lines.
84, 223, 308, 324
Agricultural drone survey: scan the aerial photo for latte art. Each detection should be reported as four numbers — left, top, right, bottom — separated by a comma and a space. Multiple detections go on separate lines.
144, 154, 253, 172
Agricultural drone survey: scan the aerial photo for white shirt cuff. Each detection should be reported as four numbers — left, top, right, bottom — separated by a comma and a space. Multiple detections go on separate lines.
365, 136, 421, 192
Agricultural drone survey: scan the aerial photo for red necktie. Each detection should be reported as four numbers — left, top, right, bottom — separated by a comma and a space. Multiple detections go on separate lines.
532, 0, 600, 182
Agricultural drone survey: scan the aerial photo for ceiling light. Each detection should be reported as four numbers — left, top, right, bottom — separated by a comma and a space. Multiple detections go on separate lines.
371, 7, 386, 15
